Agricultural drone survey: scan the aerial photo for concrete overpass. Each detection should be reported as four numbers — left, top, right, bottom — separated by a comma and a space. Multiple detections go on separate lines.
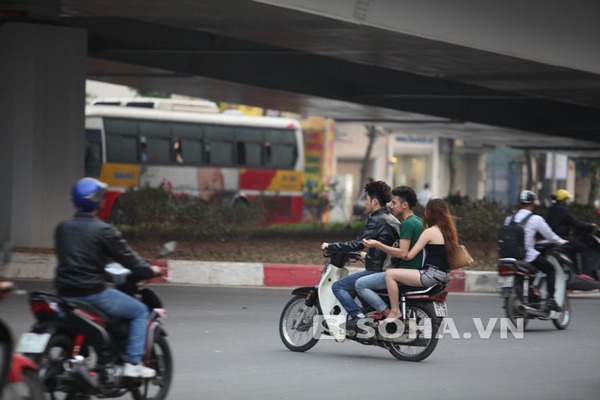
1, 0, 600, 247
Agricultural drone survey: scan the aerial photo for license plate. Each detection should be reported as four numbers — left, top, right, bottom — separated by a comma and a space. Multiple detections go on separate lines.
433, 301, 448, 317
15, 333, 51, 354
497, 276, 515, 288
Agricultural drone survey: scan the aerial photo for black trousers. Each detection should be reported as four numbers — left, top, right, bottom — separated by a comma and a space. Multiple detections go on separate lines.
567, 239, 592, 275
531, 255, 556, 298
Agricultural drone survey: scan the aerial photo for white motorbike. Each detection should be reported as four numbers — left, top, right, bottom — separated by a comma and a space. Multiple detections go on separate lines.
279, 252, 448, 362
497, 241, 572, 329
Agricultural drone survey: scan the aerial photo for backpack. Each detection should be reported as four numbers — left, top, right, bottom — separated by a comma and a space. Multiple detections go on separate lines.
497, 213, 534, 259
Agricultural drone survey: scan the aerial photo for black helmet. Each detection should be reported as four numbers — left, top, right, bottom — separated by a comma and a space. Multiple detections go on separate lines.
519, 190, 536, 205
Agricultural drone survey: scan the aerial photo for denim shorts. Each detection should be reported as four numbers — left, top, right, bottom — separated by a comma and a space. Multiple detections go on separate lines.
420, 265, 451, 287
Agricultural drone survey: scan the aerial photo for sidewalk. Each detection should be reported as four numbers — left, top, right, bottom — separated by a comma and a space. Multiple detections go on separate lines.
3, 252, 500, 293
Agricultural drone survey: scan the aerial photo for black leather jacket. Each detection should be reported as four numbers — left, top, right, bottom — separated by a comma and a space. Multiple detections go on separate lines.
327, 208, 400, 272
54, 211, 153, 297
547, 203, 593, 239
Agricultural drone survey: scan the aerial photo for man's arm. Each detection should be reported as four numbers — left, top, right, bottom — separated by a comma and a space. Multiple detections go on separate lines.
395, 239, 411, 259
537, 217, 568, 245
563, 208, 595, 233
101, 225, 157, 279
324, 217, 383, 252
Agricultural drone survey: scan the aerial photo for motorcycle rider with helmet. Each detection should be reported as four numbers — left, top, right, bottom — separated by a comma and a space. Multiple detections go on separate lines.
54, 178, 162, 378
505, 190, 568, 312
547, 188, 596, 279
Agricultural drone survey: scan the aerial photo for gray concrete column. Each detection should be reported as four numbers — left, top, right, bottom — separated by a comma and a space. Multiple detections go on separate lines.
0, 23, 87, 248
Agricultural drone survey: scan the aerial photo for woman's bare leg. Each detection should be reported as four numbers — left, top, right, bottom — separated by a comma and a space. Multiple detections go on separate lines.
384, 269, 422, 322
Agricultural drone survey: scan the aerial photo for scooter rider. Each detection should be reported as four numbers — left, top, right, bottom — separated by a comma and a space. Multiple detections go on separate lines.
506, 190, 568, 312
321, 180, 400, 330
547, 188, 596, 278
54, 178, 162, 378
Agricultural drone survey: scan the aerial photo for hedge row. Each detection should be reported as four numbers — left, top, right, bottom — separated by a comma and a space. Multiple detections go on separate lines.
117, 188, 598, 251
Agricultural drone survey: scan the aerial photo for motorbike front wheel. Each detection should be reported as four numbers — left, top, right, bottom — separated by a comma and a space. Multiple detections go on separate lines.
279, 295, 320, 352
387, 302, 440, 362
552, 296, 571, 330
130, 333, 173, 400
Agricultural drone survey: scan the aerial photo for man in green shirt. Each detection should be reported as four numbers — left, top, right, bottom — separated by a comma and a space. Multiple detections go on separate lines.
355, 186, 424, 318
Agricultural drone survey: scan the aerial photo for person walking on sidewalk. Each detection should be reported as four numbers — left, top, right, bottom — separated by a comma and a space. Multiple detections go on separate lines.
54, 177, 163, 378
364, 198, 458, 322
354, 186, 424, 320
321, 180, 400, 330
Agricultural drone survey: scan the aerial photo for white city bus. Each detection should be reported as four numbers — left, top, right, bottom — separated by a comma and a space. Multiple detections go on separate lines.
84, 99, 305, 224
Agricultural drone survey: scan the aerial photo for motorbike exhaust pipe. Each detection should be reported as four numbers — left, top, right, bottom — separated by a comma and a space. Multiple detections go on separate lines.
64, 356, 99, 391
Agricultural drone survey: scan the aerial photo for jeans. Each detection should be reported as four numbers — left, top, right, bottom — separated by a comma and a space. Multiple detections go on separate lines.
65, 288, 149, 364
331, 270, 377, 318
355, 272, 388, 313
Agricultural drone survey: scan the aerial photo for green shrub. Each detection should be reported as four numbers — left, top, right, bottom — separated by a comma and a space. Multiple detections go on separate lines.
116, 187, 267, 256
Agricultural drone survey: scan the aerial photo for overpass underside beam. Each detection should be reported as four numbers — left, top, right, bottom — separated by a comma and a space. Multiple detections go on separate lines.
78, 17, 600, 142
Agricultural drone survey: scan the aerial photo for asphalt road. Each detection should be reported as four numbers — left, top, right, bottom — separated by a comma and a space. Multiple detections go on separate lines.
2, 280, 599, 400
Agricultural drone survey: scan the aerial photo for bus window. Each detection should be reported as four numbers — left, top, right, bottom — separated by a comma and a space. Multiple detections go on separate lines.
236, 127, 263, 166
173, 123, 204, 165
104, 119, 138, 164
265, 129, 297, 168
139, 121, 171, 164
85, 129, 103, 177
205, 126, 233, 166
171, 138, 184, 164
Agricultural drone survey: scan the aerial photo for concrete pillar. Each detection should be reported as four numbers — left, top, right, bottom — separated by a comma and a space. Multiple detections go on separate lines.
0, 23, 87, 248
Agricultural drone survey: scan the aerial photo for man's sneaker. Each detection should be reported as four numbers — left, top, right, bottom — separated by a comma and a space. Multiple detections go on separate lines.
543, 299, 563, 312
345, 318, 360, 331
123, 363, 156, 378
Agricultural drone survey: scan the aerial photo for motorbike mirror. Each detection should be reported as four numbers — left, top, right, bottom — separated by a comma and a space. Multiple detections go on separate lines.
158, 241, 177, 258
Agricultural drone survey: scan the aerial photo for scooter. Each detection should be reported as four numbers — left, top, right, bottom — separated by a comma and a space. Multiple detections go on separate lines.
497, 241, 571, 330
279, 252, 448, 362
568, 227, 600, 288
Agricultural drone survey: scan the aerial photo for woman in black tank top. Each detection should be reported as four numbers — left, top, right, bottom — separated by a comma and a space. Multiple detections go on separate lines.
363, 199, 458, 322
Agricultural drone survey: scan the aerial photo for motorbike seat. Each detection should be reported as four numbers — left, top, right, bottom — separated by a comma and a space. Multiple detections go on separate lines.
67, 299, 130, 339
513, 261, 538, 275
499, 258, 538, 275
399, 283, 445, 296
67, 300, 112, 324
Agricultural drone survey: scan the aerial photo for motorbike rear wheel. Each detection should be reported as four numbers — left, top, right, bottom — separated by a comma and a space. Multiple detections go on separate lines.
552, 296, 571, 330
130, 333, 173, 400
504, 286, 530, 330
30, 334, 86, 400
279, 295, 320, 352
387, 302, 440, 362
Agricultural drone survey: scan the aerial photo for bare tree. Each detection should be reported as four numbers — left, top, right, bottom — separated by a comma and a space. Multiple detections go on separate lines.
358, 125, 379, 191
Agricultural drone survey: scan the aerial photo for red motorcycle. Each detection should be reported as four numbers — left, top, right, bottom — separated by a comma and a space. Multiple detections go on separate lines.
16, 242, 176, 400
1, 284, 45, 400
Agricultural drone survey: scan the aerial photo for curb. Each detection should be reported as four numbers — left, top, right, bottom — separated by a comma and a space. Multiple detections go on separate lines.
4, 253, 500, 293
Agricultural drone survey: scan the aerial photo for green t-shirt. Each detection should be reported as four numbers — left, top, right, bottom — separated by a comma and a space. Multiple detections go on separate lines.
398, 214, 424, 269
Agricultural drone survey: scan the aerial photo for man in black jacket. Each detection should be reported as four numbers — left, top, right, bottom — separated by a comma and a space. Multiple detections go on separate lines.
547, 189, 596, 278
54, 178, 161, 378
321, 180, 400, 328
